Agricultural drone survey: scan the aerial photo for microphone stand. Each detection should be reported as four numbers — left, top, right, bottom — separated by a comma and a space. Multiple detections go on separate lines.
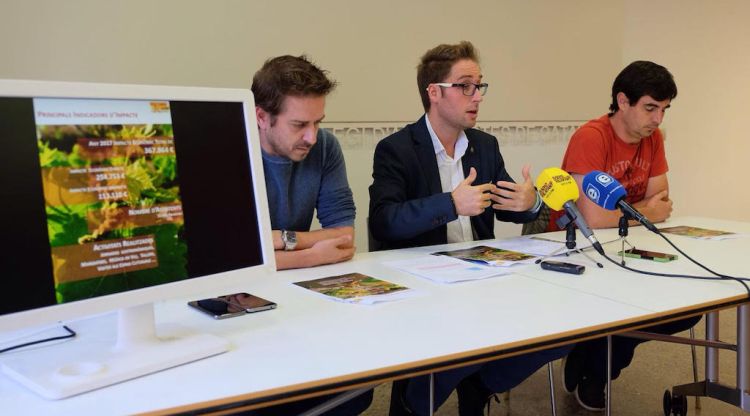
618, 213, 635, 265
535, 211, 604, 268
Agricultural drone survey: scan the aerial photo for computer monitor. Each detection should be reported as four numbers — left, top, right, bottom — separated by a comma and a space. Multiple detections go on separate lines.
0, 79, 275, 399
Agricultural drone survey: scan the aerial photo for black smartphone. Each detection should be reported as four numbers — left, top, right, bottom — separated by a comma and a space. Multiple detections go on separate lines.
618, 248, 677, 262
540, 261, 585, 275
188, 292, 277, 319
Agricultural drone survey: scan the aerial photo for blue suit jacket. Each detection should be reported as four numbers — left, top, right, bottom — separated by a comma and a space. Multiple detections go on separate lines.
368, 116, 538, 250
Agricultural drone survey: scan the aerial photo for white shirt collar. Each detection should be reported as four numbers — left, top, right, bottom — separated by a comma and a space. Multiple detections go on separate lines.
425, 114, 468, 161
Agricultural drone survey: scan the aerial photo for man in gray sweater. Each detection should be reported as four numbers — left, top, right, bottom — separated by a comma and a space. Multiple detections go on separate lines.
252, 55, 357, 271
249, 56, 369, 415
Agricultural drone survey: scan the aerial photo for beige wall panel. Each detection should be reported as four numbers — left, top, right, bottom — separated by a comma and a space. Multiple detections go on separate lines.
1, 0, 624, 250
623, 0, 750, 223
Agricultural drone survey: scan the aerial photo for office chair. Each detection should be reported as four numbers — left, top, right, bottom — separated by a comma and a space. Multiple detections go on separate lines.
521, 204, 551, 236
367, 217, 383, 252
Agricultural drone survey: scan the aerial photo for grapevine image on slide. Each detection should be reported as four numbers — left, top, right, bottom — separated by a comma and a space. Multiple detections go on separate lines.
37, 123, 188, 303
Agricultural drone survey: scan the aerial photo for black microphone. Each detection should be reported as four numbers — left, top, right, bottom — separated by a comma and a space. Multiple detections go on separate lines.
581, 171, 658, 232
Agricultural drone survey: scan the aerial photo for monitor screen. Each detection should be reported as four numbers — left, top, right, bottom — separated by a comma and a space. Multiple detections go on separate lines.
0, 79, 274, 399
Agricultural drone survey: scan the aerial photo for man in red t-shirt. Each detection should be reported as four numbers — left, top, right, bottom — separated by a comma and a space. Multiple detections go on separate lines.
548, 61, 674, 231
556, 61, 701, 412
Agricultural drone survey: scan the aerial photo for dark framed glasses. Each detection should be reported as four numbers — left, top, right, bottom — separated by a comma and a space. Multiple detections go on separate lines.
431, 82, 489, 96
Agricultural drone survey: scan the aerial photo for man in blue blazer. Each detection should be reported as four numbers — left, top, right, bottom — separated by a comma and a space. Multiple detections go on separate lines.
369, 49, 540, 252
369, 114, 540, 250
369, 41, 569, 416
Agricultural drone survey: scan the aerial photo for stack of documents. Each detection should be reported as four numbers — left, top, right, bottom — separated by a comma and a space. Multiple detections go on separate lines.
385, 237, 568, 284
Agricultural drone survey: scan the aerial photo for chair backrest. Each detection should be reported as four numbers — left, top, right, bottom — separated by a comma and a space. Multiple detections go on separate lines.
521, 204, 551, 235
366, 217, 384, 252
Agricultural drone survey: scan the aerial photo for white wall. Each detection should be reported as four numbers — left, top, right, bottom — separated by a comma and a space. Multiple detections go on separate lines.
0, 1, 622, 119
622, 0, 750, 223
1, 1, 632, 251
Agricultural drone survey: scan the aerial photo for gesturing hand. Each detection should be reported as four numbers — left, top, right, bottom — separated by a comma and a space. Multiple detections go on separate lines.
491, 164, 537, 212
451, 167, 497, 216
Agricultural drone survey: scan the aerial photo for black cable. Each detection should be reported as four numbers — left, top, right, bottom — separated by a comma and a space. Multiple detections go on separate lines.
600, 252, 750, 297
535, 225, 750, 295
654, 229, 750, 296
656, 230, 747, 280
0, 325, 76, 354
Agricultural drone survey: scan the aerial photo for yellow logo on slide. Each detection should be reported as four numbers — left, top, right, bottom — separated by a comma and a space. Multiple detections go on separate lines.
149, 101, 170, 112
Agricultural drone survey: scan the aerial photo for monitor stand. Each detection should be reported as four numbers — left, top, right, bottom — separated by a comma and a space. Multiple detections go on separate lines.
0, 303, 228, 399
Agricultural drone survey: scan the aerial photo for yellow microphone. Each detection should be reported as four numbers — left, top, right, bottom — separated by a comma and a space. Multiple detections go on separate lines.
535, 167, 579, 211
535, 167, 604, 255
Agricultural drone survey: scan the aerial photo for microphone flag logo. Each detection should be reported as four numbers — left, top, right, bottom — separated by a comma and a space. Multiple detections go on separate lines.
596, 173, 612, 185
585, 185, 600, 202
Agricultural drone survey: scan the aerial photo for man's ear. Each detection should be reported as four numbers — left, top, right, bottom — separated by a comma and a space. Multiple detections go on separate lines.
427, 84, 442, 104
616, 92, 629, 110
255, 106, 270, 130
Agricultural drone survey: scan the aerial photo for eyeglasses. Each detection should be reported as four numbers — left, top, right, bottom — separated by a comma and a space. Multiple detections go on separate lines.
431, 82, 489, 96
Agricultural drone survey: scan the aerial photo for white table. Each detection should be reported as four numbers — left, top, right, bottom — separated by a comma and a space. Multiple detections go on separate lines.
0, 216, 746, 415
521, 216, 750, 413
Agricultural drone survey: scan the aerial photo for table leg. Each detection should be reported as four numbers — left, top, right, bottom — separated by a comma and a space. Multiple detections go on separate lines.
429, 372, 434, 415
548, 362, 557, 416
606, 334, 612, 416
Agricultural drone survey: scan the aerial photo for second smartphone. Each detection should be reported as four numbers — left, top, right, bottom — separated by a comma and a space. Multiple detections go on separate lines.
188, 292, 277, 319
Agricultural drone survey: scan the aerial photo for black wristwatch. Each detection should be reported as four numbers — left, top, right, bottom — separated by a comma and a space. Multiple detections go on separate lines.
281, 230, 297, 251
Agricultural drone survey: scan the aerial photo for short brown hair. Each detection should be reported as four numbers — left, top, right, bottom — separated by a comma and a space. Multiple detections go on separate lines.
251, 55, 337, 116
417, 41, 479, 112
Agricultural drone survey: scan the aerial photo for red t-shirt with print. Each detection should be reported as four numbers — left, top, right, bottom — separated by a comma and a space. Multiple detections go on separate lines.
547, 114, 668, 231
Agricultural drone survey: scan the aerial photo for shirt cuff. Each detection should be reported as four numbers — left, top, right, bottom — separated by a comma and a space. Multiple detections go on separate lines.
528, 190, 543, 215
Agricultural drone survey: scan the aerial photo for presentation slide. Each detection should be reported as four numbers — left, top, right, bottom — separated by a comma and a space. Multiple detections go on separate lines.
33, 98, 189, 303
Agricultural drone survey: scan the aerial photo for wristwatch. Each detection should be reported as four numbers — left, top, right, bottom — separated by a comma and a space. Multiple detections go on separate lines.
281, 230, 297, 251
